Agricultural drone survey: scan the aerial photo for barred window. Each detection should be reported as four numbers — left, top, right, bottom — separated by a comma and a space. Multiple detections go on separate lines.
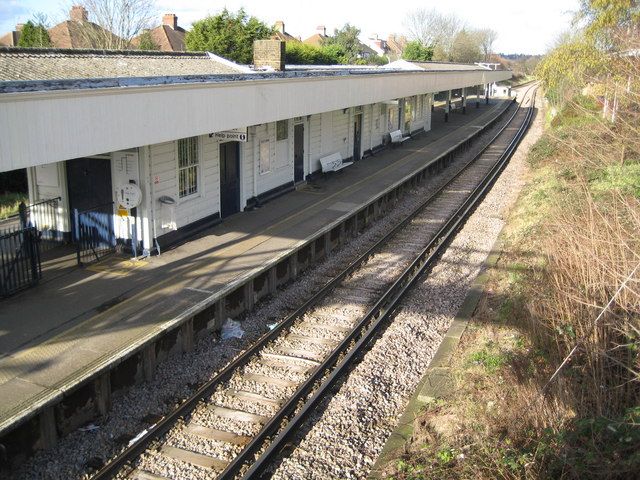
178, 137, 199, 198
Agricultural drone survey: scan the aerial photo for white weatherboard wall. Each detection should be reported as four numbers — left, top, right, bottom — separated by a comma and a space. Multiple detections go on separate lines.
332, 110, 350, 159
253, 121, 294, 196
26, 161, 70, 234
371, 103, 385, 149
0, 69, 511, 172
308, 114, 323, 173
243, 128, 256, 207
361, 105, 372, 154
149, 134, 220, 238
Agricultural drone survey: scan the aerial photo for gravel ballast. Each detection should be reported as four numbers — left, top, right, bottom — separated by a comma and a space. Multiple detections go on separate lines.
270, 91, 543, 480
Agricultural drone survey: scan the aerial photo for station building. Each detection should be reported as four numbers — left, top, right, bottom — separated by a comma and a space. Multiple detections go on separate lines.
0, 44, 510, 255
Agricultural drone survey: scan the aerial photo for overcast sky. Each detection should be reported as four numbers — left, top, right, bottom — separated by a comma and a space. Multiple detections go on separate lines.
1, 0, 580, 54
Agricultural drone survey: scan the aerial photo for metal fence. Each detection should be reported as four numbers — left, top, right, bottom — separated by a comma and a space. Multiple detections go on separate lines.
75, 203, 116, 266
27, 197, 63, 246
0, 227, 41, 297
0, 197, 63, 252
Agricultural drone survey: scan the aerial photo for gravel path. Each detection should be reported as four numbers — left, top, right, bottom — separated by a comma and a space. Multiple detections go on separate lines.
270, 92, 543, 480
10, 100, 520, 480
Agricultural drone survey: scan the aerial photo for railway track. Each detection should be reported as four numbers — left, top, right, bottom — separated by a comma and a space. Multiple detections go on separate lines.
94, 84, 537, 480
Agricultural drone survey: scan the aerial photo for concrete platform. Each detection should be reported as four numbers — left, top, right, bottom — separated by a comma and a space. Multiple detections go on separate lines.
0, 98, 511, 449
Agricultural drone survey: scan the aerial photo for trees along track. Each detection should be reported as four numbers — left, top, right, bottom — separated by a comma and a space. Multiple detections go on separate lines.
95, 84, 538, 480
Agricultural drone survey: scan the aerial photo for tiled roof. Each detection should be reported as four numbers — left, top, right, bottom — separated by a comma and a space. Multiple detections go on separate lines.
0, 48, 246, 82
272, 31, 299, 42
359, 42, 378, 56
131, 25, 187, 52
48, 20, 123, 49
303, 33, 327, 47
0, 30, 20, 47
386, 35, 407, 56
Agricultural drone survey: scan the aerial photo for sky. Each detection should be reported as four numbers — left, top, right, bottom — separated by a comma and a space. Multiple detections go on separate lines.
0, 0, 580, 55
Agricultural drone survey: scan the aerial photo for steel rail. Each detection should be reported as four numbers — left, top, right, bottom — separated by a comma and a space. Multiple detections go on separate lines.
93, 85, 535, 480
236, 86, 537, 479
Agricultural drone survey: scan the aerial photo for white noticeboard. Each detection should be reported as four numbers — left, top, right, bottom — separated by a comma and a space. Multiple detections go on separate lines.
113, 151, 140, 186
211, 128, 248, 142
259, 140, 271, 175
36, 163, 59, 187
112, 151, 141, 241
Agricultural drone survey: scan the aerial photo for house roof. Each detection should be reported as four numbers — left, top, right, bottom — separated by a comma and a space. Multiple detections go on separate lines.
131, 24, 187, 52
0, 30, 20, 47
0, 48, 248, 82
272, 31, 299, 42
48, 20, 123, 49
386, 35, 407, 56
359, 42, 378, 57
303, 33, 327, 47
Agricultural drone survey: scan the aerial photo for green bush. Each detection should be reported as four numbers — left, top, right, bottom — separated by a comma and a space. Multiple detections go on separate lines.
285, 42, 342, 65
186, 9, 273, 64
0, 192, 28, 219
17, 20, 51, 48
402, 40, 433, 62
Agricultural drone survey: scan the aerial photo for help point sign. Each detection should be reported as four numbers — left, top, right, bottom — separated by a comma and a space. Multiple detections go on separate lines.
210, 128, 248, 142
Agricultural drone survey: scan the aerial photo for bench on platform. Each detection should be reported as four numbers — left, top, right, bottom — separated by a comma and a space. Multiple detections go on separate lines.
390, 129, 410, 145
320, 152, 353, 173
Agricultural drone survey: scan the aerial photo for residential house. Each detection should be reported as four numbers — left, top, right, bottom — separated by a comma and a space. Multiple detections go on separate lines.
272, 21, 299, 43
365, 34, 389, 57
304, 25, 378, 60
0, 24, 22, 47
48, 5, 123, 49
386, 34, 407, 61
303, 26, 329, 47
131, 13, 187, 52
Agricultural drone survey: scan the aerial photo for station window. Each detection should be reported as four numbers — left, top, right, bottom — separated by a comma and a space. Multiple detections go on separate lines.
178, 136, 199, 198
276, 120, 288, 141
388, 107, 397, 130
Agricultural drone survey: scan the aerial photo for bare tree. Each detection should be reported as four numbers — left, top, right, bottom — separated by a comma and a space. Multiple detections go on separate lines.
32, 12, 52, 28
477, 28, 498, 61
450, 30, 483, 63
403, 8, 464, 58
66, 0, 157, 49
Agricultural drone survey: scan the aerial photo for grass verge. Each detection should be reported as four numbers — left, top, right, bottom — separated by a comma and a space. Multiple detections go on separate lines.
382, 92, 639, 479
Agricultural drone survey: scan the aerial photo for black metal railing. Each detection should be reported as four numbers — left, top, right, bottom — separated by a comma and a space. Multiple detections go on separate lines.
74, 203, 116, 266
0, 226, 41, 297
0, 197, 63, 252
24, 197, 63, 251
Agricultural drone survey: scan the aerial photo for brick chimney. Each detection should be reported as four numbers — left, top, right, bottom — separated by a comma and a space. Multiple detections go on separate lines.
163, 13, 178, 30
15, 23, 24, 31
253, 39, 285, 71
70, 5, 88, 22
275, 20, 285, 33
317, 25, 326, 36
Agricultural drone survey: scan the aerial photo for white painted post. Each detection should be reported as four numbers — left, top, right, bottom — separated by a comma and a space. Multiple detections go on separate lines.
424, 94, 432, 131
462, 87, 467, 114
445, 90, 452, 122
